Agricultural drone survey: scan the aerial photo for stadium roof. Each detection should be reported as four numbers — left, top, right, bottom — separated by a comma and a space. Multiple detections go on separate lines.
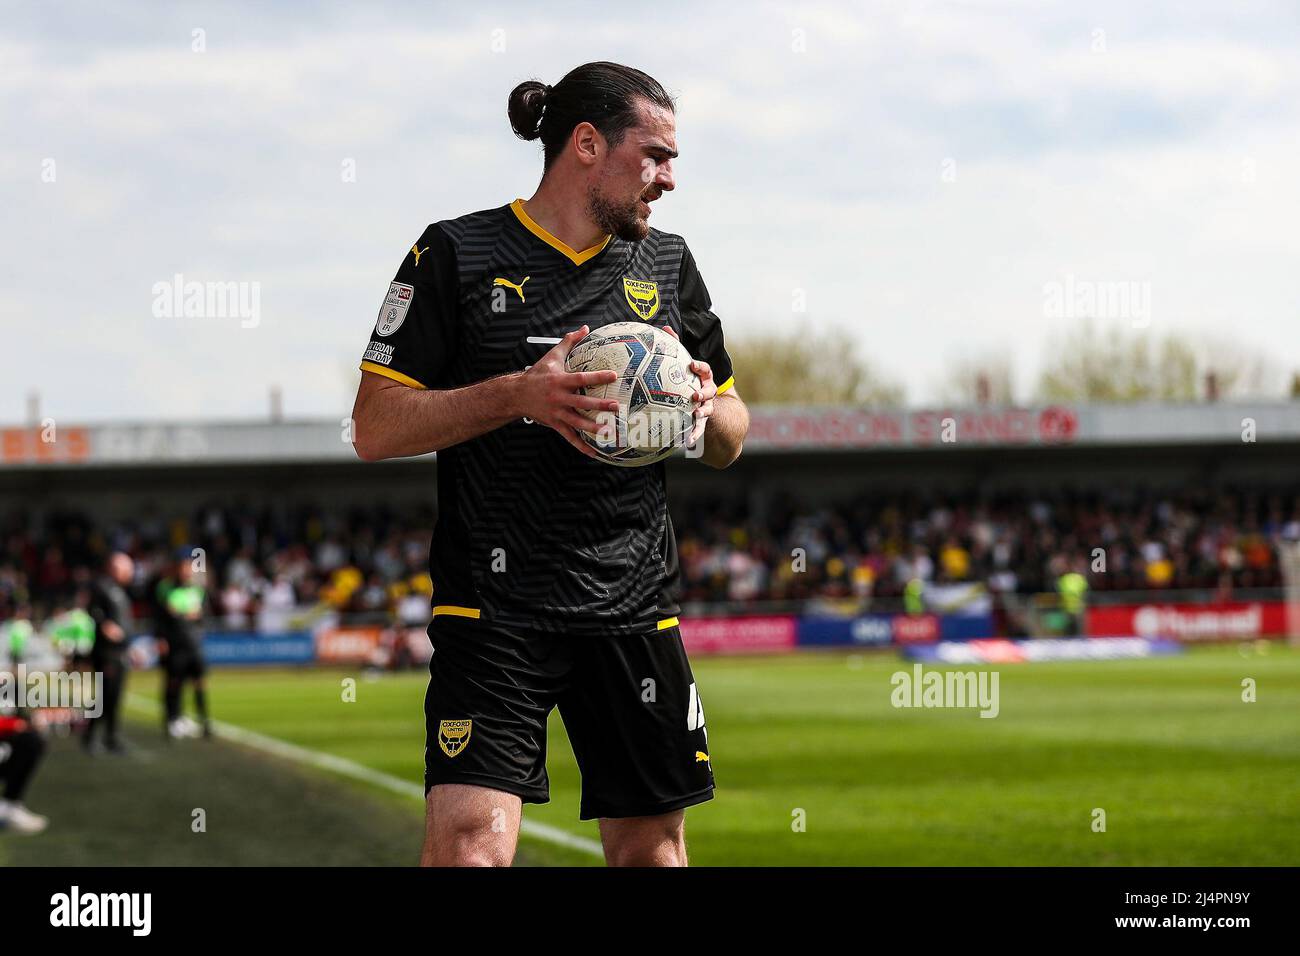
3, 402, 1298, 469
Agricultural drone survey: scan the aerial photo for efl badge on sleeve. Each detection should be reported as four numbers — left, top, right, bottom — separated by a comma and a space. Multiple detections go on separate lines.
375, 282, 414, 337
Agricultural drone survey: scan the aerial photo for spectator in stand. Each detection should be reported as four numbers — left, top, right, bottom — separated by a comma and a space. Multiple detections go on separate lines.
219, 580, 252, 629
1, 487, 1296, 627
256, 574, 296, 634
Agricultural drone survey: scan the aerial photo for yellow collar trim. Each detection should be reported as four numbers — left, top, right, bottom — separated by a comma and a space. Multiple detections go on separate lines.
510, 199, 611, 266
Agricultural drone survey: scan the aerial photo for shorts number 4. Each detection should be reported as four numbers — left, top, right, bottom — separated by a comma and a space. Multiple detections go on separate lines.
687, 682, 706, 733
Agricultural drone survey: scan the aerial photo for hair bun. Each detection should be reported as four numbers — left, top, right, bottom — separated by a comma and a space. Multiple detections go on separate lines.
508, 79, 549, 141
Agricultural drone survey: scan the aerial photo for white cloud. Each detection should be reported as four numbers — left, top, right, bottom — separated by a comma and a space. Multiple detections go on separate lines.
5, 0, 1300, 423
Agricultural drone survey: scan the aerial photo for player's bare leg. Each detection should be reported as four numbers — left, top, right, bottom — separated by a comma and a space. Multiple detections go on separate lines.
420, 784, 521, 867
599, 810, 687, 867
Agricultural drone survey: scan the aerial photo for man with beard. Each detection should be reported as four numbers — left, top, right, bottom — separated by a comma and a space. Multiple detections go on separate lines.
351, 62, 748, 866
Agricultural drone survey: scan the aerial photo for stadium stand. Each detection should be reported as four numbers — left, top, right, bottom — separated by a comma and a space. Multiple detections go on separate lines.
4, 402, 1300, 638
1, 486, 1294, 629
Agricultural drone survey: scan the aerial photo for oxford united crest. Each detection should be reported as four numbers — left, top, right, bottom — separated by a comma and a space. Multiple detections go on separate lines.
622, 277, 660, 320
438, 719, 472, 758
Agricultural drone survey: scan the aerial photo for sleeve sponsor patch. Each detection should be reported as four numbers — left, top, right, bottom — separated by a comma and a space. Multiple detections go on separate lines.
375, 282, 414, 336
363, 341, 395, 366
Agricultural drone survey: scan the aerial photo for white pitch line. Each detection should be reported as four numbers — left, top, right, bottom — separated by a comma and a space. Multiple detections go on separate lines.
125, 695, 603, 859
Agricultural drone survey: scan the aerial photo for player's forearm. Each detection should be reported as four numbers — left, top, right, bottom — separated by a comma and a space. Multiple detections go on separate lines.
697, 393, 748, 468
353, 374, 524, 461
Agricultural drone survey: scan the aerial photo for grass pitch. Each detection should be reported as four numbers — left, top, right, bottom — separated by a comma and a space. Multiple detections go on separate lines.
4, 644, 1297, 866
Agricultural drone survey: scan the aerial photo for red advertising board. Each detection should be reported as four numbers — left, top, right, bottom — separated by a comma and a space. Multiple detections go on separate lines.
315, 625, 433, 665
892, 613, 940, 645
315, 626, 383, 663
745, 406, 1078, 450
0, 427, 92, 464
1087, 602, 1287, 642
402, 626, 433, 665
679, 616, 797, 656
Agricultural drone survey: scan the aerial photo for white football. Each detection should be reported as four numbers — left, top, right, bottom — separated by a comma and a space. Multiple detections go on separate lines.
565, 322, 700, 467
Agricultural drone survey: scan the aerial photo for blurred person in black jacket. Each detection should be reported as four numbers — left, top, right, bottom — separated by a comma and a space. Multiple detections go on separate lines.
83, 552, 135, 755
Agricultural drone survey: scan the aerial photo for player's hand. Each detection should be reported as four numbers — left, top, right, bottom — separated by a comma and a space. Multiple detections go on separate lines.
662, 326, 716, 445
516, 325, 619, 458
103, 621, 125, 642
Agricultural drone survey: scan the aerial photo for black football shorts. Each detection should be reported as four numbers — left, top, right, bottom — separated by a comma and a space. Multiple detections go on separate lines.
165, 648, 207, 680
423, 615, 714, 820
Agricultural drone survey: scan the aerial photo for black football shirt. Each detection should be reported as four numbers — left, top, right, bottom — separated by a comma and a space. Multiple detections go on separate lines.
359, 200, 735, 636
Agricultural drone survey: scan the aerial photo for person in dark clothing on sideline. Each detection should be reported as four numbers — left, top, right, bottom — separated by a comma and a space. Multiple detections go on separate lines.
84, 552, 135, 755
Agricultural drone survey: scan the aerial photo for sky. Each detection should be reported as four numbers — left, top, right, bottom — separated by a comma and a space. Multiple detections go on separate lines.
3, 0, 1299, 424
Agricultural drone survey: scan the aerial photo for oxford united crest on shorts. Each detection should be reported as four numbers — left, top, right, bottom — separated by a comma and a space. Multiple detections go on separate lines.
438, 719, 472, 757
622, 277, 660, 320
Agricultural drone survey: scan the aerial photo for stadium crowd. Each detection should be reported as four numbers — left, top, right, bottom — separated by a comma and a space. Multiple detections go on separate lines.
0, 487, 1295, 629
